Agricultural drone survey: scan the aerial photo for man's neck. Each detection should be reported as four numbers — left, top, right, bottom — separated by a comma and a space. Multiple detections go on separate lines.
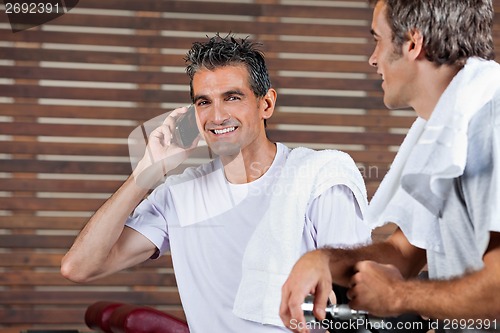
221, 141, 277, 184
413, 63, 462, 120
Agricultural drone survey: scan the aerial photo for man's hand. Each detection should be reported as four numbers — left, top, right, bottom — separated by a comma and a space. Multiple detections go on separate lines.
347, 260, 405, 317
280, 249, 332, 333
132, 106, 199, 188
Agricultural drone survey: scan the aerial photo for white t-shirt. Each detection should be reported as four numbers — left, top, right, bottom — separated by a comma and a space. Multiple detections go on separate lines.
126, 143, 371, 333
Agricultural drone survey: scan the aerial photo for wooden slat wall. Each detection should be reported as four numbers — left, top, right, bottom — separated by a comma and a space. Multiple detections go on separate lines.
0, 0, 499, 331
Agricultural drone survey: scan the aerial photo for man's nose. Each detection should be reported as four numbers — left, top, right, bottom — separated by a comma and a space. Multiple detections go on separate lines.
212, 103, 231, 124
368, 52, 377, 67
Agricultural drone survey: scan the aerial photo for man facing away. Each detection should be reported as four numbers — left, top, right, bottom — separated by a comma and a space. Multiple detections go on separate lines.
280, 1, 500, 333
61, 34, 371, 332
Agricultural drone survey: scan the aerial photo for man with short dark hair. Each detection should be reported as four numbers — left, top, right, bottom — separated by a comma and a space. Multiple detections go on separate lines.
61, 34, 371, 332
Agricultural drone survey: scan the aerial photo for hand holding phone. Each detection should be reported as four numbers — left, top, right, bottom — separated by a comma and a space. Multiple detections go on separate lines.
173, 105, 199, 148
128, 105, 205, 189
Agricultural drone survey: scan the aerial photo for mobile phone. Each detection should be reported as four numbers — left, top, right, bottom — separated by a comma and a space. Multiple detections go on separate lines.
173, 105, 199, 148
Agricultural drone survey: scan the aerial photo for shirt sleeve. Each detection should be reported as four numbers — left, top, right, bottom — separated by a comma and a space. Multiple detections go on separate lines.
125, 185, 171, 258
305, 184, 372, 249
488, 95, 500, 233
467, 94, 500, 234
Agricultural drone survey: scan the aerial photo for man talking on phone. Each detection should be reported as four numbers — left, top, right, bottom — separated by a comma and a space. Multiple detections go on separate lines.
61, 34, 371, 332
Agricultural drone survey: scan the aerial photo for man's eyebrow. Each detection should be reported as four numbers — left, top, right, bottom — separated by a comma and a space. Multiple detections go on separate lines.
223, 89, 245, 97
193, 94, 207, 103
193, 90, 246, 103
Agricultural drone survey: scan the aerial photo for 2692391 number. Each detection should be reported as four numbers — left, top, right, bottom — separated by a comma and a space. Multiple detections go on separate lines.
5, 2, 61, 14
443, 319, 497, 330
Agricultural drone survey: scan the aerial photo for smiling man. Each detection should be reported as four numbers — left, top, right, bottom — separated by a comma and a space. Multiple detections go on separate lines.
61, 34, 371, 332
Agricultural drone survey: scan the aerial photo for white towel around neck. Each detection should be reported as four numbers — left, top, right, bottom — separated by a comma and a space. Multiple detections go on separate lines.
367, 57, 500, 251
233, 147, 368, 326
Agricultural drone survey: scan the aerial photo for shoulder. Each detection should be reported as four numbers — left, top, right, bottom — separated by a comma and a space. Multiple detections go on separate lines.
287, 147, 366, 197
469, 87, 500, 137
493, 87, 500, 121
287, 147, 358, 172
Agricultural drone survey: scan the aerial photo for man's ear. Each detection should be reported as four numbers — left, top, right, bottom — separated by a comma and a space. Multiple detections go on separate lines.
405, 30, 425, 60
261, 88, 277, 120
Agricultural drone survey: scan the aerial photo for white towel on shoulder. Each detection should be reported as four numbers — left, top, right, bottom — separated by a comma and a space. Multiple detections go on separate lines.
367, 57, 500, 251
233, 147, 368, 326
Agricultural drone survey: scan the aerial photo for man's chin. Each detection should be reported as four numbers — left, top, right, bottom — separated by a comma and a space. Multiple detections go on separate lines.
209, 141, 242, 157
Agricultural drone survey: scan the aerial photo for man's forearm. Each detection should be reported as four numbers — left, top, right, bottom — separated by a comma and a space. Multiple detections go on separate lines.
398, 269, 500, 320
399, 235, 500, 320
325, 228, 426, 286
61, 175, 150, 282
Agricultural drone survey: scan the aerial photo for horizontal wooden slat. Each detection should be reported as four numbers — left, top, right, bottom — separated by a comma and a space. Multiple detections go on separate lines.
326, 151, 393, 165
0, 84, 188, 104
0, 178, 122, 193
0, 252, 64, 267
0, 216, 88, 230
0, 141, 130, 157
0, 307, 185, 325
0, 160, 131, 175
0, 198, 105, 212
267, 129, 404, 146
0, 235, 78, 248
263, 3, 371, 20
0, 252, 172, 268
0, 104, 167, 120
275, 76, 382, 93
0, 290, 181, 305
0, 308, 87, 325
0, 46, 183, 67
278, 94, 386, 109
270, 112, 414, 128
0, 160, 214, 179
0, 64, 188, 86
0, 121, 133, 139
0, 271, 176, 286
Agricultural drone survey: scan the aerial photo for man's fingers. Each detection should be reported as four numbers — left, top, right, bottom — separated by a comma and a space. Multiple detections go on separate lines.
279, 287, 291, 324
165, 105, 190, 120
288, 293, 308, 331
312, 283, 330, 321
162, 105, 190, 130
280, 284, 309, 333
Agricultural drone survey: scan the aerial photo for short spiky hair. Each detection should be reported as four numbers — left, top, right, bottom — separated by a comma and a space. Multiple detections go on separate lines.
184, 33, 272, 102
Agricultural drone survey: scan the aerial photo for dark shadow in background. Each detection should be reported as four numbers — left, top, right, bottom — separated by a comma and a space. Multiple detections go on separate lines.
4, 0, 79, 32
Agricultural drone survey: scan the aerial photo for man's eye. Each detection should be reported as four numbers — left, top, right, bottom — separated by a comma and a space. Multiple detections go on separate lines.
227, 96, 240, 101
